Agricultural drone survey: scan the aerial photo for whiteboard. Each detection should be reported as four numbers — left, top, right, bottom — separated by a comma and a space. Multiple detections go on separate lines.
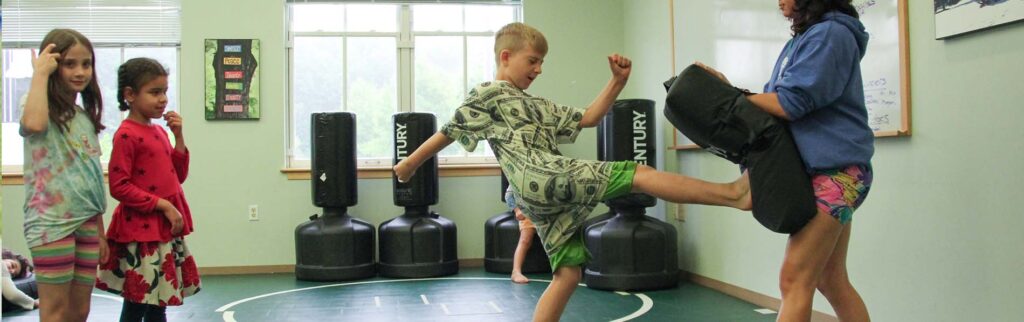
669, 0, 910, 149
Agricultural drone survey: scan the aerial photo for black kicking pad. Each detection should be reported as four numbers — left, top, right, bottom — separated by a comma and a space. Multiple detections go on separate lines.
664, 64, 816, 234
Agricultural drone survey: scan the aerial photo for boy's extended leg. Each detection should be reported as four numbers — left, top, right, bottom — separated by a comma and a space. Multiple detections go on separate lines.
630, 165, 751, 210
511, 227, 535, 284
532, 265, 581, 322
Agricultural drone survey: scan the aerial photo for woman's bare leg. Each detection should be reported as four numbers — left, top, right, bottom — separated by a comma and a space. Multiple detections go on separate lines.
816, 222, 870, 322
776, 211, 843, 322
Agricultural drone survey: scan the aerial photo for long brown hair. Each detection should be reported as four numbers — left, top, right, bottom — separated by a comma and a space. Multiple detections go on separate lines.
39, 29, 104, 133
790, 0, 859, 36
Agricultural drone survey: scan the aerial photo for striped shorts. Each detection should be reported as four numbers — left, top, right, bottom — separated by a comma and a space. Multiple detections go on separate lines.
29, 215, 102, 285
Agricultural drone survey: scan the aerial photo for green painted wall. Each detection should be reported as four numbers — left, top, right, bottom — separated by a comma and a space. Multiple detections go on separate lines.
6, 1, 1019, 321
622, 0, 1024, 320
1, 0, 627, 266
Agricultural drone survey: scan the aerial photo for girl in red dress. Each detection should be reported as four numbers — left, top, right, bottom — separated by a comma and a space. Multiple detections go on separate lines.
97, 57, 200, 322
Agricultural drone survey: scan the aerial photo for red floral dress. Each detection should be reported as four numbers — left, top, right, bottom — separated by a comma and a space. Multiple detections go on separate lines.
96, 120, 200, 305
97, 238, 200, 305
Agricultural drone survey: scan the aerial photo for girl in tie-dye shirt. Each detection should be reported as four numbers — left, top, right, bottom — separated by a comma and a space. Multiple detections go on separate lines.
19, 29, 109, 322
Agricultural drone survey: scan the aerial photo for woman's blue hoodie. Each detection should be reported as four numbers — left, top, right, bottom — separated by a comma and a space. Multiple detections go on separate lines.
765, 11, 874, 171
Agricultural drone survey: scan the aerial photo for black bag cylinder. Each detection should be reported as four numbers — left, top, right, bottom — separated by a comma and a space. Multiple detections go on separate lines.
598, 99, 657, 207
311, 112, 358, 208
393, 112, 439, 207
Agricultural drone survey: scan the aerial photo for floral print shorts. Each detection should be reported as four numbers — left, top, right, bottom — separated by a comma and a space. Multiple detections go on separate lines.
811, 164, 873, 225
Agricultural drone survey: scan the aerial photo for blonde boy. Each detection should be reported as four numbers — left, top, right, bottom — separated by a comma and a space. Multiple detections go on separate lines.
394, 22, 750, 322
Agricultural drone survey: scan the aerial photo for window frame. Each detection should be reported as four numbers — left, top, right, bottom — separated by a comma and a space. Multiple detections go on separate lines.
1, 45, 181, 178
1, 0, 182, 180
285, 2, 520, 170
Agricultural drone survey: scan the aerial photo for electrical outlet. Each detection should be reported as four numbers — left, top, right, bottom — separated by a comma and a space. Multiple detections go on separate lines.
248, 205, 259, 221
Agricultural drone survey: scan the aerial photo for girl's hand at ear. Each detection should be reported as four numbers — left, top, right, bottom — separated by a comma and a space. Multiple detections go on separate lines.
163, 111, 183, 138
608, 54, 632, 81
31, 44, 61, 77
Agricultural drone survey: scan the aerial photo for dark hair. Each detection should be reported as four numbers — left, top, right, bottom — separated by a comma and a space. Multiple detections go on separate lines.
790, 0, 859, 36
2, 248, 33, 279
116, 58, 169, 111
39, 29, 104, 134
14, 257, 31, 279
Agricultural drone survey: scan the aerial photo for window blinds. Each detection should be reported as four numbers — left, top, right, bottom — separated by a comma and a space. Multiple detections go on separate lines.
1, 0, 181, 47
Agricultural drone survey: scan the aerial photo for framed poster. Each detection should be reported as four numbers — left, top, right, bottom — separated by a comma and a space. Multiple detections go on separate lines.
935, 0, 1024, 39
205, 39, 260, 120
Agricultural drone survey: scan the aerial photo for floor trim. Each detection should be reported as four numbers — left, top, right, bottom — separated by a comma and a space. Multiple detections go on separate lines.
200, 265, 295, 275
686, 271, 838, 322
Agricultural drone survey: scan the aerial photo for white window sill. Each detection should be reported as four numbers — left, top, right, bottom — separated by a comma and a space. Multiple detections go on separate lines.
281, 163, 500, 180
3, 164, 501, 185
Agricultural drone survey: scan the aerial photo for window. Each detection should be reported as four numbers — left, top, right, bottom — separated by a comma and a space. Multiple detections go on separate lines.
287, 1, 521, 169
1, 0, 181, 173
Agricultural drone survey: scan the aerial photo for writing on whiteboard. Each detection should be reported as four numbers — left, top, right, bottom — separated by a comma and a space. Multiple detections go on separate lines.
863, 77, 896, 131
855, 0, 878, 15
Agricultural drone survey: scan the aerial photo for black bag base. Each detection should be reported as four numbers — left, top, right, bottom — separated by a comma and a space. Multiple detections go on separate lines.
377, 261, 459, 278
295, 263, 377, 282
378, 209, 459, 278
483, 211, 552, 274
583, 206, 680, 292
294, 208, 377, 282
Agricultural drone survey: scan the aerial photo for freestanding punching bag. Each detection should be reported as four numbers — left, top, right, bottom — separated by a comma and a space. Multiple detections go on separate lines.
584, 99, 680, 291
378, 112, 459, 278
483, 174, 551, 274
295, 112, 376, 281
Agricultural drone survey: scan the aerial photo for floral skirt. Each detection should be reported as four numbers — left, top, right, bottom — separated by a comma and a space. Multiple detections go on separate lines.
96, 238, 201, 306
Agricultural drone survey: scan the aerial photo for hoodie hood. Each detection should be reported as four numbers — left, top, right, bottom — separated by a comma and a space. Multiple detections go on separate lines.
822, 11, 869, 59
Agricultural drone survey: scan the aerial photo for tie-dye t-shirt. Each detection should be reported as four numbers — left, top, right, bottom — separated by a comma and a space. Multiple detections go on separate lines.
20, 102, 107, 248
441, 81, 619, 256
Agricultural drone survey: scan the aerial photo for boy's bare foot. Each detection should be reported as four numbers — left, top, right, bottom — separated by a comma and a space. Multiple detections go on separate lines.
511, 272, 530, 284
732, 171, 752, 211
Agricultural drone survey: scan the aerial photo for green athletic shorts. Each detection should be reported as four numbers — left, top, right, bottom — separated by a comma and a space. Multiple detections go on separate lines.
548, 161, 637, 270
601, 161, 637, 200
547, 230, 590, 270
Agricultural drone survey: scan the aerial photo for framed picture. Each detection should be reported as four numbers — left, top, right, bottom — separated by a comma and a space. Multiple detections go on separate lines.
935, 0, 1024, 39
205, 39, 260, 120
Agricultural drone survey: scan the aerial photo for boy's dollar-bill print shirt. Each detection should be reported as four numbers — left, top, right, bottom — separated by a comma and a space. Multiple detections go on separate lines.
441, 81, 620, 256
